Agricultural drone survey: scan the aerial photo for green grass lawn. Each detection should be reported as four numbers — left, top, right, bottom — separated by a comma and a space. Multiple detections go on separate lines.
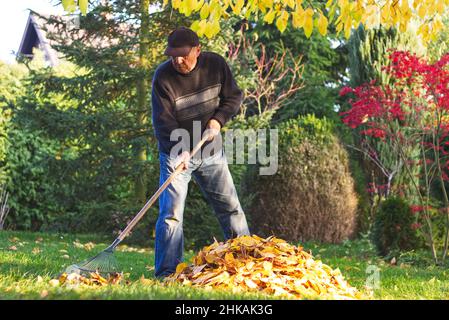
1, 230, 448, 300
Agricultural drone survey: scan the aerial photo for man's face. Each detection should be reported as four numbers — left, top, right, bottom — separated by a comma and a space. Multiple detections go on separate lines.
171, 46, 201, 74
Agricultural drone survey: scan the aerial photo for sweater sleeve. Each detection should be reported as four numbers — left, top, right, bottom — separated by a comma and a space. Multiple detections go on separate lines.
151, 76, 181, 154
211, 57, 243, 127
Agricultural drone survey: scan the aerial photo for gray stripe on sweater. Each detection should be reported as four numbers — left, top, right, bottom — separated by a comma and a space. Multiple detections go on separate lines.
175, 84, 221, 111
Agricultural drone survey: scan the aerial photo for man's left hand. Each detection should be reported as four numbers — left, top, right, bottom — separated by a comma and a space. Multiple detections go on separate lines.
205, 118, 221, 141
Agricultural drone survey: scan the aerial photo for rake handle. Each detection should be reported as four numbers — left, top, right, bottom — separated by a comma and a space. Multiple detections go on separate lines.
108, 134, 211, 250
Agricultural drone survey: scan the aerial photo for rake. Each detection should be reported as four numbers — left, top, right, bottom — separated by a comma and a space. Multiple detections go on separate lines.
65, 134, 211, 276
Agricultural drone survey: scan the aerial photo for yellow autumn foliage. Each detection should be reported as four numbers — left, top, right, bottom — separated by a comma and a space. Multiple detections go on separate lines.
61, 0, 449, 43
166, 235, 363, 300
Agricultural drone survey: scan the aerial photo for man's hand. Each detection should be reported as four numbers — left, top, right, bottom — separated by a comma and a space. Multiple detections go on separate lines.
205, 118, 222, 141
174, 150, 190, 171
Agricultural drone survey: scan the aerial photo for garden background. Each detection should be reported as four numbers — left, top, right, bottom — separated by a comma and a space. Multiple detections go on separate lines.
1, 0, 449, 299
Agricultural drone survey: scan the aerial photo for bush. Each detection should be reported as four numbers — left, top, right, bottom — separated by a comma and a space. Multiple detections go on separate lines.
243, 114, 358, 243
371, 196, 421, 256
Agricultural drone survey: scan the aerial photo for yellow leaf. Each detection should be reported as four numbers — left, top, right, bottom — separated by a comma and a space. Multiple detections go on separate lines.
292, 6, 305, 28
400, 0, 412, 23
263, 261, 273, 271
283, 0, 295, 9
380, 3, 391, 22
263, 9, 277, 24
200, 3, 210, 19
195, 0, 204, 10
176, 262, 188, 274
190, 20, 200, 33
237, 235, 259, 247
317, 13, 328, 36
172, 0, 182, 9
204, 19, 221, 38
344, 15, 352, 39
197, 19, 208, 37
304, 7, 314, 16
303, 12, 314, 38
437, 0, 445, 14
49, 279, 59, 287
232, 0, 245, 15
261, 0, 273, 9
213, 2, 225, 19
79, 0, 88, 15
62, 0, 76, 12
183, 0, 197, 16
433, 19, 444, 34
246, 260, 255, 270
275, 10, 289, 33
244, 278, 258, 289
225, 252, 235, 264
417, 4, 427, 19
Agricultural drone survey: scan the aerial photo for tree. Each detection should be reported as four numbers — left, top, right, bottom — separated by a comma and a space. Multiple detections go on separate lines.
60, 0, 448, 43
345, 24, 426, 222
341, 50, 449, 264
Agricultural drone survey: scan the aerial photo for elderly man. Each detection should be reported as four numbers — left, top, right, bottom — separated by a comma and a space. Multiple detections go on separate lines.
151, 27, 250, 278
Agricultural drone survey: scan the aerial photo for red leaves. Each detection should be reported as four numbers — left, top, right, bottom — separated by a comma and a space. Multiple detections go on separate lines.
359, 128, 386, 139
339, 86, 353, 97
341, 50, 449, 132
340, 49, 449, 187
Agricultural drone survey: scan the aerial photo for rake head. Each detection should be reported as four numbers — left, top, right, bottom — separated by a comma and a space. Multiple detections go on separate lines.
65, 248, 121, 277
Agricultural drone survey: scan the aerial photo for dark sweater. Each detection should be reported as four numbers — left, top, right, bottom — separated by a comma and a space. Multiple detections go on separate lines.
151, 52, 243, 157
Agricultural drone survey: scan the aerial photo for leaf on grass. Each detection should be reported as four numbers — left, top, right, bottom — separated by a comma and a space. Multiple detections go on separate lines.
51, 271, 124, 287
49, 279, 59, 287
40, 290, 49, 298
9, 237, 20, 243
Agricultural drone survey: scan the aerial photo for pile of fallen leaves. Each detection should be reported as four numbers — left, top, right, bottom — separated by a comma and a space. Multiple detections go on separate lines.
50, 272, 124, 287
166, 235, 363, 299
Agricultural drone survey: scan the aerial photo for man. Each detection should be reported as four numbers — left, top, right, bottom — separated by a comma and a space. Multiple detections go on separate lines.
151, 27, 250, 278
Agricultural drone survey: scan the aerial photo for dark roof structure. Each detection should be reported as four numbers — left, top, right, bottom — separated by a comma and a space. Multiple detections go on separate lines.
17, 10, 137, 67
17, 11, 60, 66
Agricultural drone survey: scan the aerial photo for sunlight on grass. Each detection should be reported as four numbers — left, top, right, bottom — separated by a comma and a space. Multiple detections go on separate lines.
1, 231, 448, 300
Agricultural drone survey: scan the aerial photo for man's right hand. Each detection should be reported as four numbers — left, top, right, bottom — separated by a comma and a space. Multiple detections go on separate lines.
174, 150, 190, 171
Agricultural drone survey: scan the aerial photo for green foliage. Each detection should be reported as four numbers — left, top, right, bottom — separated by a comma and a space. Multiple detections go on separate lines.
247, 22, 347, 123
243, 114, 358, 243
1, 2, 250, 250
0, 61, 28, 186
3, 126, 64, 230
347, 24, 426, 88
372, 196, 421, 256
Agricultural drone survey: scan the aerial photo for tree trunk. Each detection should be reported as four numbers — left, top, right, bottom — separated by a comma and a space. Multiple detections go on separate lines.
135, 0, 151, 203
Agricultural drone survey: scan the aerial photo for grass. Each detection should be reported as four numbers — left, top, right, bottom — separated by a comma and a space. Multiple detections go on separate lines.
1, 230, 448, 300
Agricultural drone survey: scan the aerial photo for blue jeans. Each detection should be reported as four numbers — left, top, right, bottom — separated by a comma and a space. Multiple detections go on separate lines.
154, 148, 250, 278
